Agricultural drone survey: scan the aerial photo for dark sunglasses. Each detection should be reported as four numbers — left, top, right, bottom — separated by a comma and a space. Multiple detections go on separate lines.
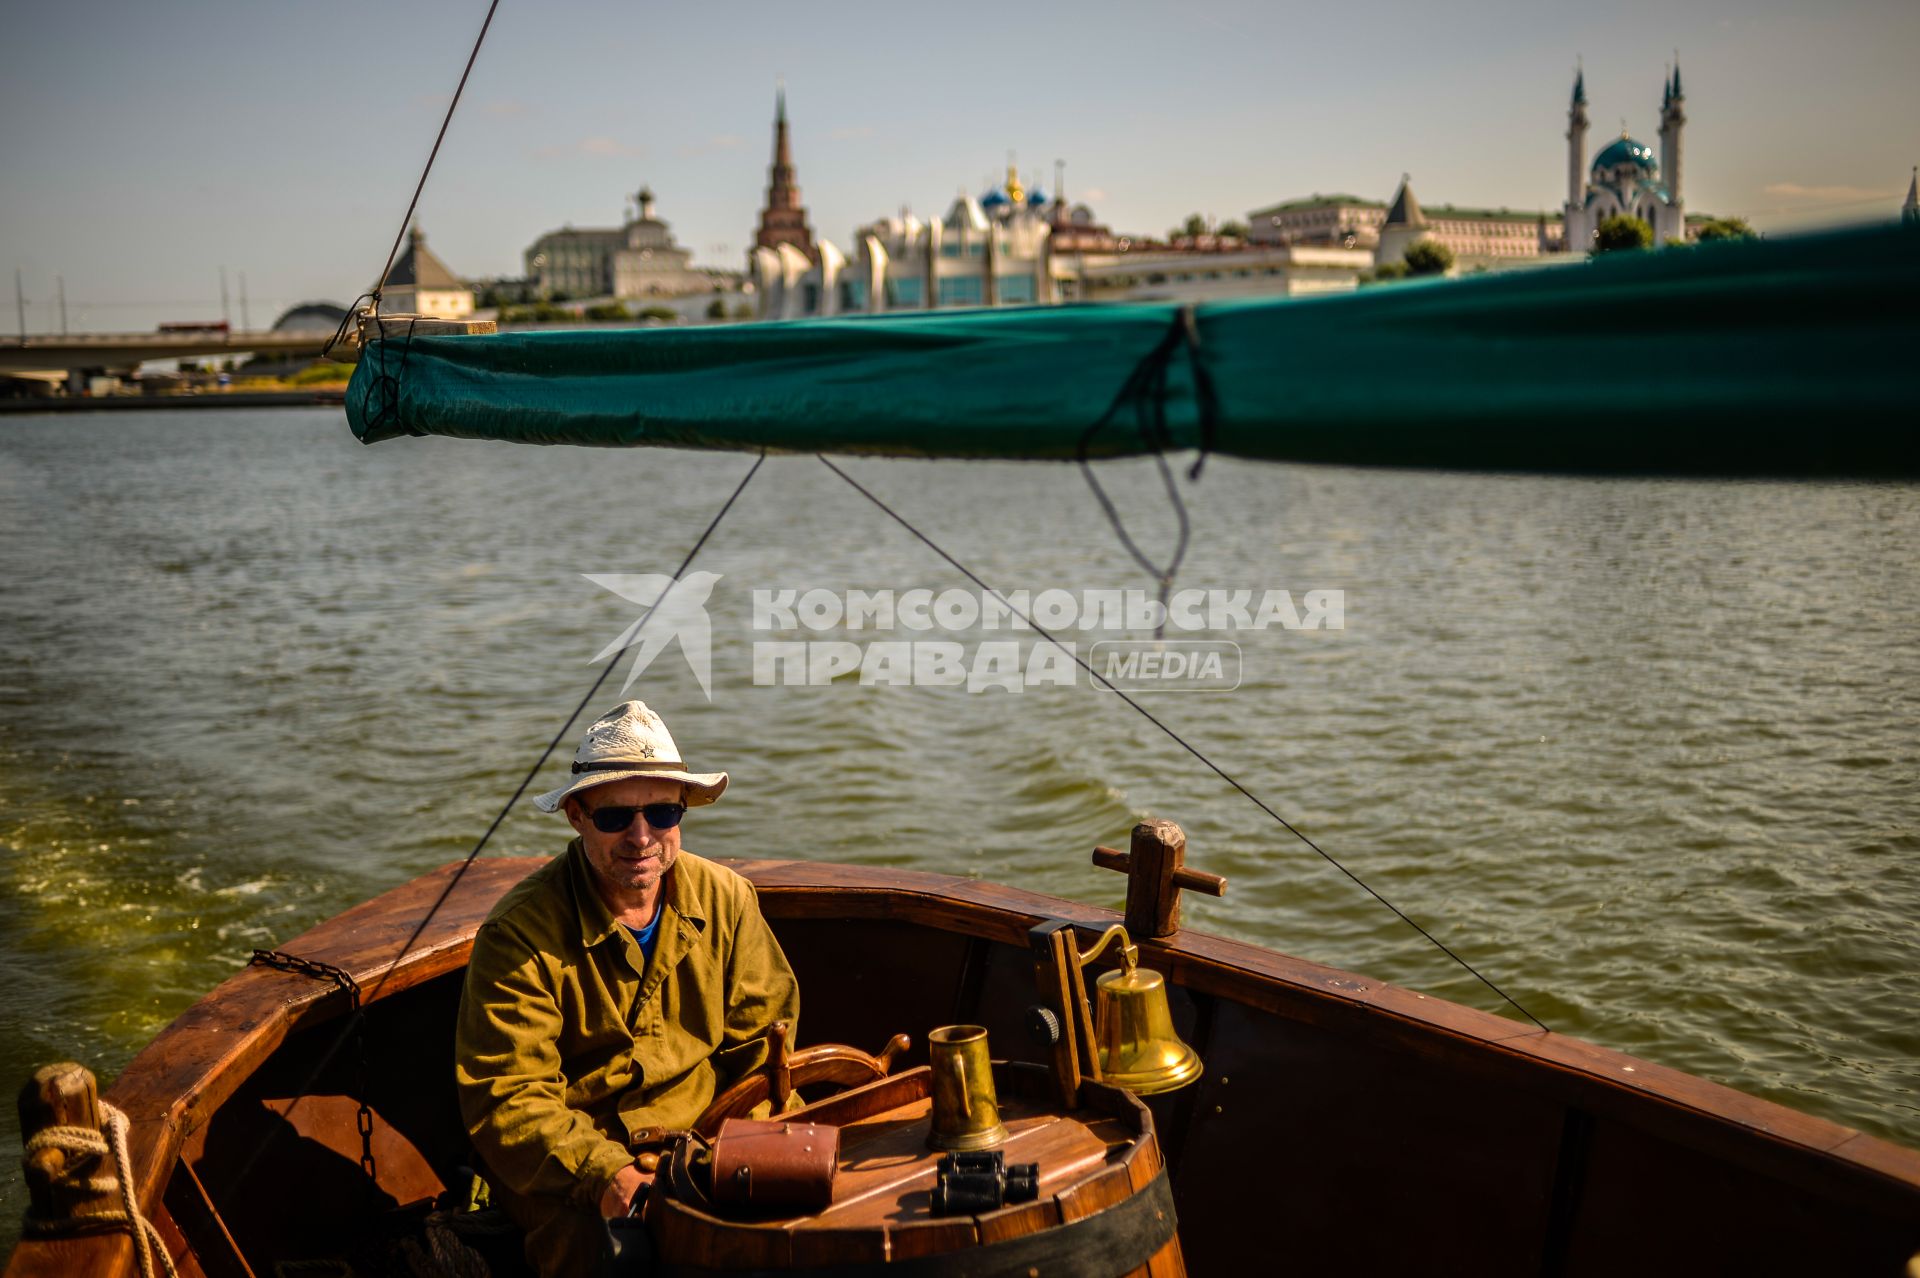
588, 802, 687, 834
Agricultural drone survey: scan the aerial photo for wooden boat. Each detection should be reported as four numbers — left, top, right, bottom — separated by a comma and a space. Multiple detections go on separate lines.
15, 227, 1920, 1275
11, 821, 1920, 1277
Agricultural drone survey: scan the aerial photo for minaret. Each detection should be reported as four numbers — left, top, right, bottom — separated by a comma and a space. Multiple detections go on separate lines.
1565, 66, 1590, 250
1904, 167, 1919, 227
1660, 57, 1687, 238
753, 85, 815, 260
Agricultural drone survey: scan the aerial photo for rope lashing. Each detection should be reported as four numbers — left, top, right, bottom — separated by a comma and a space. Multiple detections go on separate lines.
356, 315, 422, 440
23, 1101, 180, 1278
1075, 305, 1222, 639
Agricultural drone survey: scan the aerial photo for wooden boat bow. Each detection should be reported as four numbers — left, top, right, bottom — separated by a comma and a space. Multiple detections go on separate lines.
9, 848, 1920, 1276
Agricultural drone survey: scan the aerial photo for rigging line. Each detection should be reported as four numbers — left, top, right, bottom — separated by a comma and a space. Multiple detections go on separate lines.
321, 0, 500, 360
1078, 444, 1190, 604
355, 314, 421, 438
817, 453, 1551, 1033
226, 451, 768, 1187
367, 0, 501, 304
322, 291, 376, 365
1075, 309, 1199, 639
365, 448, 766, 988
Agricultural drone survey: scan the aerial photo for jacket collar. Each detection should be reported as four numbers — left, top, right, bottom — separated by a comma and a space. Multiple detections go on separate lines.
565, 838, 707, 949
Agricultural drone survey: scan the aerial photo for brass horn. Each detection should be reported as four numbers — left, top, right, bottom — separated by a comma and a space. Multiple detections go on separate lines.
1081, 925, 1203, 1095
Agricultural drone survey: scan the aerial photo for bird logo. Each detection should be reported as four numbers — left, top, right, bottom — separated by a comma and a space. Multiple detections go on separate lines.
584, 571, 723, 701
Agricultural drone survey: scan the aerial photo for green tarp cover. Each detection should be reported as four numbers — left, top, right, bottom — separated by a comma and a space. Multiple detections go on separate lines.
347, 224, 1919, 474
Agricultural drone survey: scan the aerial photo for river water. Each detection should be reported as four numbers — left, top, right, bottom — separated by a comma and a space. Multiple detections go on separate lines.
2, 407, 1916, 1243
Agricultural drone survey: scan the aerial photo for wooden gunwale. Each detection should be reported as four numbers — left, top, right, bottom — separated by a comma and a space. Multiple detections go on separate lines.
728, 858, 1920, 1214
2, 858, 547, 1278
7, 853, 1918, 1277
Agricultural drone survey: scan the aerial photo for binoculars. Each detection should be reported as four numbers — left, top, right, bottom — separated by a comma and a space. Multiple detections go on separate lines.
929, 1149, 1040, 1217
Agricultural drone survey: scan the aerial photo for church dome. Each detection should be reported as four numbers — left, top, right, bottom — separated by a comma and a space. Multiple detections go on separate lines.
1026, 187, 1048, 207
980, 189, 1011, 209
1593, 135, 1657, 176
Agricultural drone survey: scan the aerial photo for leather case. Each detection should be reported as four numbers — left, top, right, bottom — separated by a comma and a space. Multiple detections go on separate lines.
708, 1117, 839, 1210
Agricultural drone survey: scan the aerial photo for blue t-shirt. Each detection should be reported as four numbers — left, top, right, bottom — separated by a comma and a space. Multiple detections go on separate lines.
624, 906, 664, 967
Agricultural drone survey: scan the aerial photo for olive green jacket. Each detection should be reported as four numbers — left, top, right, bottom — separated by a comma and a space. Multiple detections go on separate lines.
455, 842, 799, 1210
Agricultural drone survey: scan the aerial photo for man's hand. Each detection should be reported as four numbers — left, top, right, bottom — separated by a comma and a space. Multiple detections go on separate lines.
598, 1161, 656, 1218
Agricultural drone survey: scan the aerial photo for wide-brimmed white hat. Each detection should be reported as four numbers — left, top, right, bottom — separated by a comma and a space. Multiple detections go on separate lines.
533, 700, 729, 813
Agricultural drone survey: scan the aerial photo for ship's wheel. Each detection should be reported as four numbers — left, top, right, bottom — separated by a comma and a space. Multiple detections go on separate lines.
691, 1022, 910, 1137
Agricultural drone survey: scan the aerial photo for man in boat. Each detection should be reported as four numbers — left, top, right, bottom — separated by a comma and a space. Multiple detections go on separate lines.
456, 700, 799, 1278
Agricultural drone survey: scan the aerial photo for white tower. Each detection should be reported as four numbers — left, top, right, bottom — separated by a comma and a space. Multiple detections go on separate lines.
1565, 68, 1590, 250
1376, 174, 1432, 268
1658, 59, 1687, 241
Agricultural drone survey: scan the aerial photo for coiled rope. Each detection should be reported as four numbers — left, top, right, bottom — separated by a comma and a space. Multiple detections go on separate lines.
23, 1101, 179, 1278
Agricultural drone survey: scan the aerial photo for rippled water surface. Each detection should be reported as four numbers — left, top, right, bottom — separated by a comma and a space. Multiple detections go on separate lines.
2, 409, 1916, 1242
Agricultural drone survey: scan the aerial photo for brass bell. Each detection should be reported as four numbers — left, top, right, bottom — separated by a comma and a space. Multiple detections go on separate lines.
1083, 926, 1203, 1095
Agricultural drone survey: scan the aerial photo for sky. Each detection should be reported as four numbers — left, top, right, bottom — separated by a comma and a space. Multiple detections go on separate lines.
1, 0, 1914, 334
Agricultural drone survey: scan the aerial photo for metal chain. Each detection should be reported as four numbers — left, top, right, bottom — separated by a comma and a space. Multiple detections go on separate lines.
251, 948, 361, 1000
249, 950, 380, 1187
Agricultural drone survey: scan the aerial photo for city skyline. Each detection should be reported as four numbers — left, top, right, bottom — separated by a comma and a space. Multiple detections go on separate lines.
2, 0, 1915, 333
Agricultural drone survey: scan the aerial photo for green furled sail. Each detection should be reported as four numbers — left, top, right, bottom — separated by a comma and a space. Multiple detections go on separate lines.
346, 223, 1918, 474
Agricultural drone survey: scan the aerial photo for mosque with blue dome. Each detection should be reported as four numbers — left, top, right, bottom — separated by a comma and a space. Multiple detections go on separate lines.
1563, 63, 1688, 247
749, 66, 1732, 319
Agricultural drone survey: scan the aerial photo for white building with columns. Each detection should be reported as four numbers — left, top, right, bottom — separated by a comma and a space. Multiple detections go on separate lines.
1563, 65, 1688, 248
750, 164, 1378, 318
752, 166, 1059, 318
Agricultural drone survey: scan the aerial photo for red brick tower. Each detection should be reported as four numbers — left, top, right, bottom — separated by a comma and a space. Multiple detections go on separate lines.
754, 87, 816, 260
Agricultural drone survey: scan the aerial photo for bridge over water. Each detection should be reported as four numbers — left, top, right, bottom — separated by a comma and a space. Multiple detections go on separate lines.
0, 330, 336, 375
